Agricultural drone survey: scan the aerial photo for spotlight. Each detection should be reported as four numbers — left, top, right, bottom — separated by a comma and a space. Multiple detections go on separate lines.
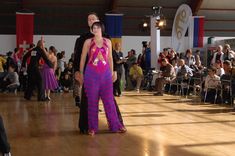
155, 19, 166, 29
143, 22, 148, 28
139, 20, 149, 32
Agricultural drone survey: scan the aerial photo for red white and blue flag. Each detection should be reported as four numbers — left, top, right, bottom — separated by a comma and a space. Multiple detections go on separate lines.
189, 16, 205, 48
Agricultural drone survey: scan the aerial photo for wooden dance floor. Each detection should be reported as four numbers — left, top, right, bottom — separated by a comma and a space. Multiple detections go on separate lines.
0, 91, 235, 156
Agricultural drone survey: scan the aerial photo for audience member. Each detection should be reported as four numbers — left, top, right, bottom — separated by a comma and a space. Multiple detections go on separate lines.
129, 63, 143, 93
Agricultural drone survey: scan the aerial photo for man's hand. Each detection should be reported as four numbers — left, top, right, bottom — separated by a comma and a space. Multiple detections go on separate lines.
112, 71, 117, 82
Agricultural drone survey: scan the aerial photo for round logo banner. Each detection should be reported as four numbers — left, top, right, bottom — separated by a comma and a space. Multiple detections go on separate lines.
171, 4, 192, 52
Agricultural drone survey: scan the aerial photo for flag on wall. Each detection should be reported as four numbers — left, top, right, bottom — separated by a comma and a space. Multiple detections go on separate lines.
105, 14, 123, 47
189, 16, 205, 48
16, 12, 34, 58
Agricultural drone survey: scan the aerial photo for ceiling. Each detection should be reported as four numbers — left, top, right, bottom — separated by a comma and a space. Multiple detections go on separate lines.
0, 0, 235, 36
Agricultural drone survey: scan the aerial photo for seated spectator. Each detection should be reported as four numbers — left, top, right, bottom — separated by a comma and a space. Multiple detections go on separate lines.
5, 51, 17, 72
124, 50, 136, 90
68, 53, 74, 64
177, 59, 193, 79
0, 55, 6, 79
0, 64, 19, 93
154, 58, 176, 96
168, 49, 178, 65
184, 49, 195, 67
158, 48, 170, 71
172, 59, 178, 74
221, 60, 234, 104
203, 67, 221, 103
214, 60, 225, 77
172, 59, 193, 94
129, 63, 143, 93
195, 49, 202, 67
64, 62, 73, 77
60, 73, 72, 93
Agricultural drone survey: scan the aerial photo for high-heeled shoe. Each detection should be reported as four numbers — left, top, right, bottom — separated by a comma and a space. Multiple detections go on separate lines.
88, 130, 95, 136
118, 127, 127, 133
46, 96, 51, 101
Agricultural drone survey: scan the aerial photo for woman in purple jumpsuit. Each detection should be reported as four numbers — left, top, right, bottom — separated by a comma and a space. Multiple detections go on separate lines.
79, 22, 126, 136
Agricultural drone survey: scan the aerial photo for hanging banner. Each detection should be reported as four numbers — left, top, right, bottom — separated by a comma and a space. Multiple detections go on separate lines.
105, 14, 123, 47
189, 16, 205, 48
16, 12, 34, 59
171, 4, 192, 52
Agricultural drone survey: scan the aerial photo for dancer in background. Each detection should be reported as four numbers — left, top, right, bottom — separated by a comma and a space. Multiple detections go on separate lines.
41, 45, 59, 100
22, 40, 53, 101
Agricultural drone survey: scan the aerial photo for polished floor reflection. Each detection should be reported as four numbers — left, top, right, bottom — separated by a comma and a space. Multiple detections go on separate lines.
0, 91, 235, 156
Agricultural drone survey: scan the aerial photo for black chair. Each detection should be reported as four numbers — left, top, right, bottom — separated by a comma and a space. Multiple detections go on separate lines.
221, 79, 233, 106
143, 68, 155, 91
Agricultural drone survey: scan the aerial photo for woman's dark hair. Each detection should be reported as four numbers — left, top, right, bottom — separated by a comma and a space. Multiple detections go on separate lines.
49, 46, 57, 55
14, 48, 18, 53
91, 21, 105, 34
185, 49, 192, 56
6, 51, 13, 57
142, 41, 147, 48
131, 49, 136, 55
57, 52, 63, 60
195, 49, 200, 54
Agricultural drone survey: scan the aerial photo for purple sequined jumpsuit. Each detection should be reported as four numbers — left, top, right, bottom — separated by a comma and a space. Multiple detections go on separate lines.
84, 38, 124, 132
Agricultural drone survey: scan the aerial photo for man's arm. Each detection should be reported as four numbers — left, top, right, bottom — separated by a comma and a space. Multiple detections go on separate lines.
73, 37, 82, 72
21, 50, 32, 68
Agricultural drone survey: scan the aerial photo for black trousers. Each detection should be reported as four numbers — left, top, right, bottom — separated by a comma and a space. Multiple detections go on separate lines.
19, 72, 28, 91
24, 69, 45, 101
113, 71, 122, 96
0, 116, 10, 154
78, 85, 124, 133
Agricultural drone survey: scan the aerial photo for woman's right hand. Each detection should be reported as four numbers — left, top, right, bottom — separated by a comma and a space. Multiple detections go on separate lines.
75, 71, 83, 85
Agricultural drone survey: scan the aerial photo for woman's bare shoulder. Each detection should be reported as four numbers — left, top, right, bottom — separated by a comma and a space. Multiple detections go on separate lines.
84, 38, 92, 44
104, 38, 111, 45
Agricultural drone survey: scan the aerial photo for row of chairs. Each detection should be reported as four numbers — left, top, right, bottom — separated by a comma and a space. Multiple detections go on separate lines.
165, 76, 234, 107
204, 79, 234, 105
141, 69, 234, 108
